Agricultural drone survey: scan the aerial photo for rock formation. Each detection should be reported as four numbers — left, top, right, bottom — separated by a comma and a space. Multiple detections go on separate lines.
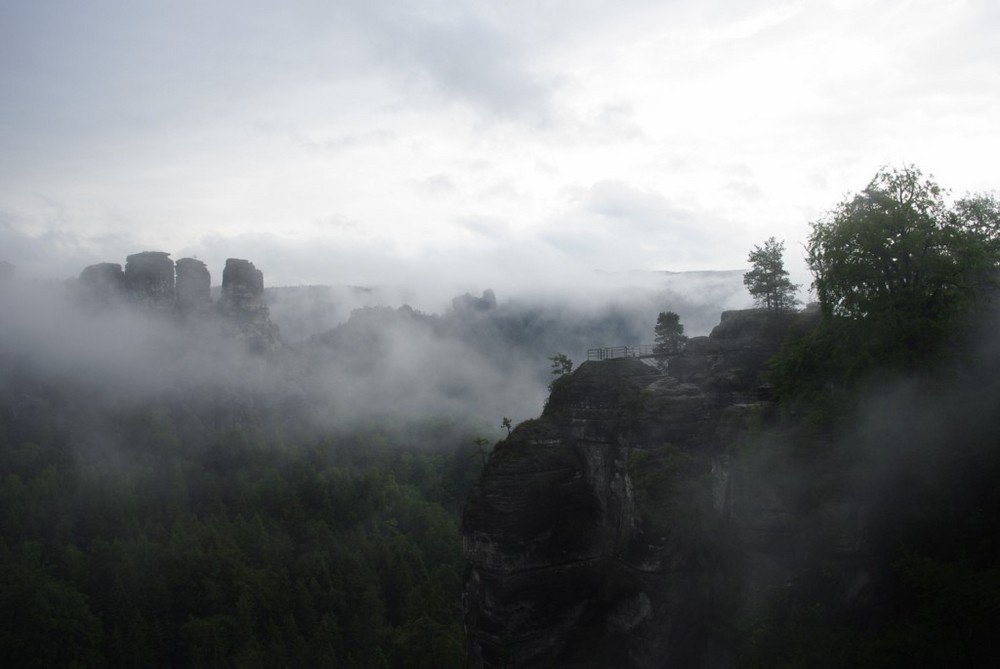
124, 251, 175, 308
462, 308, 838, 667
79, 262, 126, 303
175, 257, 211, 313
76, 253, 279, 353
220, 258, 280, 352
453, 289, 497, 313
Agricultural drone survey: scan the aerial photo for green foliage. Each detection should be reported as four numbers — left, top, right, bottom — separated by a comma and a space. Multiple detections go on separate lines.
737, 170, 1000, 668
548, 352, 573, 390
951, 192, 1000, 250
772, 166, 1000, 412
0, 541, 104, 668
653, 311, 687, 357
0, 376, 475, 668
744, 237, 799, 311
807, 165, 994, 361
549, 352, 573, 377
767, 317, 870, 418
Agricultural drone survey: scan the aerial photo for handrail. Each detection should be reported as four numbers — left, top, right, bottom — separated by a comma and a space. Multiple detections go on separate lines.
587, 345, 658, 361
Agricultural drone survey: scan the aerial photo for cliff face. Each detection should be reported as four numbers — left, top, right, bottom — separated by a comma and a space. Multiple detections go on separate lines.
462, 309, 828, 667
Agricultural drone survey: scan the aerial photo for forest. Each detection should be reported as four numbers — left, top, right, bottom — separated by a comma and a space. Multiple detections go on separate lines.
0, 363, 480, 667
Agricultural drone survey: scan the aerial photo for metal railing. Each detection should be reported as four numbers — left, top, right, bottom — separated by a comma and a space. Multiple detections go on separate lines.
587, 345, 657, 361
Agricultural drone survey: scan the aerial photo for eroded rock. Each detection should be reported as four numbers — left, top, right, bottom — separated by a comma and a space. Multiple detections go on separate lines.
175, 257, 211, 313
79, 262, 126, 303
124, 251, 175, 308
452, 289, 497, 313
220, 258, 280, 352
73, 253, 279, 354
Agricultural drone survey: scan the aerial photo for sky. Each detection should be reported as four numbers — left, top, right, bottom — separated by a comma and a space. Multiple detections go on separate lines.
2, 0, 998, 307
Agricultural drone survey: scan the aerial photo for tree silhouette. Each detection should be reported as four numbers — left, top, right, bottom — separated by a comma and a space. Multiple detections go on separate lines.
744, 237, 799, 310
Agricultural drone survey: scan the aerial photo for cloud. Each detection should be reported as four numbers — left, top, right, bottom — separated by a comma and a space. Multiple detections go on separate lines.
295, 129, 397, 154
418, 174, 458, 195
351, 2, 559, 122
0, 207, 143, 280
540, 180, 735, 270
1, 0, 998, 305
457, 215, 510, 241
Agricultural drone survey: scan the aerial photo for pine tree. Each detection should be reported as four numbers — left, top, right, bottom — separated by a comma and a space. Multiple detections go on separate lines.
653, 311, 687, 356
744, 237, 799, 310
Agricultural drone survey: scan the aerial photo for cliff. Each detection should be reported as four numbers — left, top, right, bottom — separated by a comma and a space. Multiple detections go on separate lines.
462, 308, 832, 667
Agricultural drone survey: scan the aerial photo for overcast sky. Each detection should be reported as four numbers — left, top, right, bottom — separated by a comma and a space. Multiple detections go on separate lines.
2, 0, 997, 304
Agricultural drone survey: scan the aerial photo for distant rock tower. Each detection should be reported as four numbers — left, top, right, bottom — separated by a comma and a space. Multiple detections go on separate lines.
75, 252, 280, 354
175, 257, 211, 314
124, 251, 175, 308
221, 258, 280, 352
452, 289, 497, 313
79, 262, 126, 303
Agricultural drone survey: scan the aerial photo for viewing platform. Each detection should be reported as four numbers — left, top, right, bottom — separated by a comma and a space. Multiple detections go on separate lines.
587, 345, 661, 361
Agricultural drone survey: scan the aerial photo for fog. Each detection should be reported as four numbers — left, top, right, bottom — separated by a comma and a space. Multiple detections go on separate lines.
0, 265, 750, 455
845, 303, 1000, 531
267, 268, 752, 343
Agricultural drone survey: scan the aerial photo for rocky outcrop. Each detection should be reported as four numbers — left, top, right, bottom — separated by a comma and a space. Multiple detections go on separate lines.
463, 359, 652, 667
220, 258, 279, 352
669, 308, 817, 400
462, 308, 828, 667
79, 262, 126, 303
76, 253, 279, 353
175, 257, 211, 313
453, 289, 497, 313
124, 251, 175, 308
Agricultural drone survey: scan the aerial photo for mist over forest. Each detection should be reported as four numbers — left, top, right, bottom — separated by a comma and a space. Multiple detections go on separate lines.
3, 0, 999, 664
0, 254, 750, 666
2, 264, 750, 438
1, 166, 998, 668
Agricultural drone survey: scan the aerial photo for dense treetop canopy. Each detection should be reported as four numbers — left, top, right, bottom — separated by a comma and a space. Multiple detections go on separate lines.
805, 165, 998, 366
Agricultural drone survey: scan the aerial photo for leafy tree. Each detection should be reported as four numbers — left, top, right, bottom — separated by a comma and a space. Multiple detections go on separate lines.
950, 192, 1000, 284
807, 165, 995, 363
548, 353, 573, 390
951, 192, 1000, 248
744, 237, 799, 310
772, 166, 1000, 406
548, 353, 573, 378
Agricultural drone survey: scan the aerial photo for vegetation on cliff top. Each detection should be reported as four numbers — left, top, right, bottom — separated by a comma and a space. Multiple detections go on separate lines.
742, 166, 1000, 667
623, 165, 1000, 667
772, 165, 1000, 410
